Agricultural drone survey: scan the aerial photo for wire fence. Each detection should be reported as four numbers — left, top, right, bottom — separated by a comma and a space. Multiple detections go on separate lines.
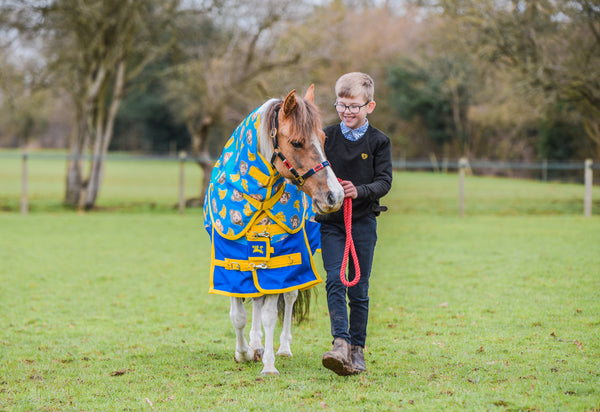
0, 151, 597, 216
394, 157, 599, 182
1, 151, 598, 173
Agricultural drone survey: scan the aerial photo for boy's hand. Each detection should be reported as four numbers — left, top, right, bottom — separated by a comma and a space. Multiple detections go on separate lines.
340, 180, 358, 199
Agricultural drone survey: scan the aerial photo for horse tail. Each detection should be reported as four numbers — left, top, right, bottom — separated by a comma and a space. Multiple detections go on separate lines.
278, 289, 313, 324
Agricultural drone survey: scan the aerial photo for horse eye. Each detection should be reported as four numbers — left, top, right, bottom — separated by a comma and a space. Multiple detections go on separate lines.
291, 141, 303, 149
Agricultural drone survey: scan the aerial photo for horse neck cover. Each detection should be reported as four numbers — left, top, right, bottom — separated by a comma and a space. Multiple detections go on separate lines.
204, 100, 315, 240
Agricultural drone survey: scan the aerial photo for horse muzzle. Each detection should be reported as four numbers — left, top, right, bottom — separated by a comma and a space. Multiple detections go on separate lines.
312, 177, 344, 214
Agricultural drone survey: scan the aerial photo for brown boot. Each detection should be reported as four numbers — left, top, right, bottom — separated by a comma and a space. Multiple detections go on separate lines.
322, 338, 353, 376
351, 345, 366, 373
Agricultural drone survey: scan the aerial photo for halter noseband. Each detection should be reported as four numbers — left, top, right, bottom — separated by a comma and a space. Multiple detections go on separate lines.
269, 108, 330, 186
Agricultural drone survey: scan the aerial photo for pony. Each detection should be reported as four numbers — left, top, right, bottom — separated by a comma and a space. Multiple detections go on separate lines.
203, 85, 344, 375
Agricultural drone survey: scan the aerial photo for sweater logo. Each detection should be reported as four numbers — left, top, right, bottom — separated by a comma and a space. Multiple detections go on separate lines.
361, 153, 368, 159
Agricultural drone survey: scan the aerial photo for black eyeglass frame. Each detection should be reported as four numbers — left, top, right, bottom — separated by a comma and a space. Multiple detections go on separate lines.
333, 101, 370, 114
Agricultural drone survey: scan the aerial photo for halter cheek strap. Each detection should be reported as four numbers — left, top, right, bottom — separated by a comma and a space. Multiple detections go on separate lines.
269, 108, 330, 186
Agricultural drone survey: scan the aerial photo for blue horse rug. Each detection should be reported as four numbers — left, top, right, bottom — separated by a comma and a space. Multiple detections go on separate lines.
203, 100, 321, 297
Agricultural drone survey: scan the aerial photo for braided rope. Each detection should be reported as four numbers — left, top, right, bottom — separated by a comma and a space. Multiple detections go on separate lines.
339, 189, 360, 287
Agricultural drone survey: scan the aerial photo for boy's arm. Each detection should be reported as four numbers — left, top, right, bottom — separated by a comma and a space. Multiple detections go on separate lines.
355, 137, 393, 201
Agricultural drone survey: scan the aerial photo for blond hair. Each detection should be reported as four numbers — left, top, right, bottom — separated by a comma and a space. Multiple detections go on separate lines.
335, 72, 374, 102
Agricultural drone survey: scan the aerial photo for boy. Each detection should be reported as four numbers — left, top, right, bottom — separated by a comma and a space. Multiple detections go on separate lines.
317, 72, 393, 375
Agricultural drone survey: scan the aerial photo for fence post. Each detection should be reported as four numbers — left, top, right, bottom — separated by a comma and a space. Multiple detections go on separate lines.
178, 151, 187, 214
21, 152, 29, 215
542, 159, 548, 182
458, 157, 468, 217
584, 159, 593, 218
429, 152, 440, 173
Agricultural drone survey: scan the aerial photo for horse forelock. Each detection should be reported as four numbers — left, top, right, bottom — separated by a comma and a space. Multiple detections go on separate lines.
268, 96, 320, 134
259, 95, 323, 162
288, 97, 322, 144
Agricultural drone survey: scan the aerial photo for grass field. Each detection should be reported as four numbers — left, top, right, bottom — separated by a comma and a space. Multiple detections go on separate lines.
1, 152, 599, 411
0, 151, 203, 213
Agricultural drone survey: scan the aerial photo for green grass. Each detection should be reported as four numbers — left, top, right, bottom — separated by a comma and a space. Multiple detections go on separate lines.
0, 150, 203, 212
1, 151, 599, 410
1, 149, 598, 215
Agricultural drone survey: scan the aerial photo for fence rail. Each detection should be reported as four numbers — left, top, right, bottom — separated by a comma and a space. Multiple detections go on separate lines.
1, 151, 599, 169
2, 151, 599, 169
393, 158, 600, 171
1, 151, 596, 217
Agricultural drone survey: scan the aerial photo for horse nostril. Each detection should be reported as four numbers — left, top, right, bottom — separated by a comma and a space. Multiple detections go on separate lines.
327, 191, 336, 207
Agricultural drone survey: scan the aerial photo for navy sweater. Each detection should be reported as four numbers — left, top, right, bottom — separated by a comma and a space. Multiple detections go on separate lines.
316, 124, 393, 223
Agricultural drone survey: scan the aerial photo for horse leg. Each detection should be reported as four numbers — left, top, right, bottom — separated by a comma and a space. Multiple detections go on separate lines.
260, 294, 280, 375
249, 296, 265, 361
276, 290, 298, 358
230, 297, 254, 362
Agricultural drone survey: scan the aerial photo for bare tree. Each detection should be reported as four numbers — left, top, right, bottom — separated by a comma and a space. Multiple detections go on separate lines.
165, 0, 317, 204
413, 0, 600, 157
0, 1, 49, 147
35, 0, 179, 209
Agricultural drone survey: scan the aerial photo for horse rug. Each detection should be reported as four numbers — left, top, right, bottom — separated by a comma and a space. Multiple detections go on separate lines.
203, 101, 321, 297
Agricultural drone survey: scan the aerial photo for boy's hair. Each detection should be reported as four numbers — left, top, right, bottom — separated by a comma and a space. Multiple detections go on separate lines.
335, 72, 374, 102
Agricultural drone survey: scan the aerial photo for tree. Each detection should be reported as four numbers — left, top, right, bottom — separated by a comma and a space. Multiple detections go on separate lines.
412, 0, 600, 158
0, 56, 49, 147
112, 60, 190, 153
164, 0, 314, 204
37, 0, 179, 209
280, 0, 427, 157
0, 1, 50, 147
388, 56, 472, 156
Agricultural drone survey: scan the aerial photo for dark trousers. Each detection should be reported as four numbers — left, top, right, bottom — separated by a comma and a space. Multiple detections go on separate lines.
320, 215, 377, 348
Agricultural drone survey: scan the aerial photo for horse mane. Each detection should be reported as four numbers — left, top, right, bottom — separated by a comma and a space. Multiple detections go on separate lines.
259, 95, 323, 161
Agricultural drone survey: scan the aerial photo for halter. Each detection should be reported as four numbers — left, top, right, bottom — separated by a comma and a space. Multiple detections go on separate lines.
269, 108, 330, 186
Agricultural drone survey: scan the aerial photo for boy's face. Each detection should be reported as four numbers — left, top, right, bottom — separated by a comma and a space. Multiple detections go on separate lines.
335, 96, 376, 130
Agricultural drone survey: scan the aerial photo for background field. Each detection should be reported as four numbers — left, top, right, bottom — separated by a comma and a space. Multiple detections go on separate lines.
1, 150, 598, 216
1, 154, 599, 411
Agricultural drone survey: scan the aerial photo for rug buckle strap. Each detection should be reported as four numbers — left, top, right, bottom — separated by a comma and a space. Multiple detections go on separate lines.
216, 253, 302, 272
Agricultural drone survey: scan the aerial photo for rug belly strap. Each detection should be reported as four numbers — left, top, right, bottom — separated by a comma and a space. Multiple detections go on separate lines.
215, 253, 301, 271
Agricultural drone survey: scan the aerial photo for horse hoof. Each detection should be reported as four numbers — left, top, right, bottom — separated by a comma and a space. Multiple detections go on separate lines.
253, 348, 264, 362
235, 349, 255, 363
276, 349, 293, 358
260, 370, 280, 376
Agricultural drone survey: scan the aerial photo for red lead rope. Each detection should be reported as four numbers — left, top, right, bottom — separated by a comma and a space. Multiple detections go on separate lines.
339, 183, 361, 287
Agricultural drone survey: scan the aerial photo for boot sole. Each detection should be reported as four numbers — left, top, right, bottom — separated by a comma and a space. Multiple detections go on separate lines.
322, 356, 354, 376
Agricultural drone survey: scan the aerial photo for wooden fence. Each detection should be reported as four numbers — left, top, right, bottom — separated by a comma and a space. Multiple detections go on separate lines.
9, 152, 597, 217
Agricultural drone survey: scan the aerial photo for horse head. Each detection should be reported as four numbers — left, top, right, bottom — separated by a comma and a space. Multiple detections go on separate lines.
266, 85, 344, 214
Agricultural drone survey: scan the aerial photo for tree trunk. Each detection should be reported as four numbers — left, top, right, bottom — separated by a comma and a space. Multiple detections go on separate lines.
583, 118, 600, 160
187, 115, 215, 204
65, 129, 84, 206
198, 150, 213, 204
65, 64, 106, 208
83, 58, 126, 209
449, 77, 467, 155
65, 105, 90, 207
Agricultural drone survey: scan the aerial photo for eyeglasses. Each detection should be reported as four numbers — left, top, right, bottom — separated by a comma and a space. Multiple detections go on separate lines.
334, 101, 370, 114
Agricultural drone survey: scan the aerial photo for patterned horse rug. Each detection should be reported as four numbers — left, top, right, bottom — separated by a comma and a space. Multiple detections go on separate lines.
203, 100, 321, 297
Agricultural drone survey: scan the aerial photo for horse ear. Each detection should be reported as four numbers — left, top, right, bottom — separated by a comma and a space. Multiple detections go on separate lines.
282, 89, 297, 116
304, 84, 315, 103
